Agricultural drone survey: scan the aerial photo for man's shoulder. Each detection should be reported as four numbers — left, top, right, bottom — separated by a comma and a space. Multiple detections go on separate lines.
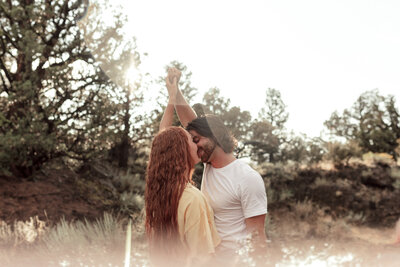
205, 160, 262, 183
233, 159, 262, 178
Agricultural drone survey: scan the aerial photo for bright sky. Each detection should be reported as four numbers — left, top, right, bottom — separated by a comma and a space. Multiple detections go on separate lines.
113, 0, 400, 138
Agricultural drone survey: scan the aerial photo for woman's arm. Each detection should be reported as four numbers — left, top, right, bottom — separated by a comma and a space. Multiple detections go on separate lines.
159, 69, 180, 131
163, 67, 197, 128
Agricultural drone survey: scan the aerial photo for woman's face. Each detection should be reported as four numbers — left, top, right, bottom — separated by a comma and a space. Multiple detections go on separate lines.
184, 130, 200, 165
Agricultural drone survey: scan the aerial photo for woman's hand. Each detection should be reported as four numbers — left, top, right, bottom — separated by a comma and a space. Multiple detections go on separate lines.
166, 67, 181, 101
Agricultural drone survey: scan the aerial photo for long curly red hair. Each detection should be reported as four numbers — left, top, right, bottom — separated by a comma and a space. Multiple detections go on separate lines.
145, 127, 195, 257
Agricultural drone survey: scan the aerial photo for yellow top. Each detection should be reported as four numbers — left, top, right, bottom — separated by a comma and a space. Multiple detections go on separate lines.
177, 183, 221, 264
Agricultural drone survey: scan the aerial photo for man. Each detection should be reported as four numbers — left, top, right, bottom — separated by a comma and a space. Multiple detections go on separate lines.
166, 68, 268, 263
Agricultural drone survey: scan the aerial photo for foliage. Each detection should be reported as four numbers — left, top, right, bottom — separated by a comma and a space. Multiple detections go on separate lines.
246, 120, 279, 163
312, 177, 330, 187
192, 87, 254, 159
247, 88, 289, 163
151, 74, 324, 165
202, 87, 231, 115
390, 167, 400, 190
76, 159, 146, 216
258, 88, 289, 131
272, 133, 326, 164
0, 0, 141, 176
324, 140, 363, 166
150, 61, 199, 134
279, 132, 308, 163
292, 199, 314, 220
112, 172, 145, 214
201, 87, 252, 142
324, 89, 400, 161
258, 162, 298, 204
81, 2, 148, 169
344, 211, 366, 225
396, 138, 400, 160
306, 137, 326, 163
362, 152, 394, 166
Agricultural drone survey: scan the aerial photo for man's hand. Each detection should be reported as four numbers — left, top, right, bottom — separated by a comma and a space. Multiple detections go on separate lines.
166, 67, 181, 100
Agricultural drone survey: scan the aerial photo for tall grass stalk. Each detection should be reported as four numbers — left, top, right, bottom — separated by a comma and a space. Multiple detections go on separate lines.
124, 218, 132, 267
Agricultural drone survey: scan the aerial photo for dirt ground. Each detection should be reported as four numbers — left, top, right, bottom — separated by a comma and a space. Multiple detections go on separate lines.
0, 166, 107, 225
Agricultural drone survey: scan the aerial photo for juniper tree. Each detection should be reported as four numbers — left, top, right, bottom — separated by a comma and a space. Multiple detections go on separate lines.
0, 0, 141, 176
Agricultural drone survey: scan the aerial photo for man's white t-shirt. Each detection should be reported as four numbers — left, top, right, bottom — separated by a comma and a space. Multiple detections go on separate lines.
201, 159, 268, 251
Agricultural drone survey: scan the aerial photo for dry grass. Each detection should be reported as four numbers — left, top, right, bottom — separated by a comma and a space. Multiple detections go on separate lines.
0, 213, 147, 266
1, 212, 399, 266
0, 216, 47, 247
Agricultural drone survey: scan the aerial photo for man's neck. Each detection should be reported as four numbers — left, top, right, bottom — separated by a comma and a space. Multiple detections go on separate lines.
209, 148, 236, 168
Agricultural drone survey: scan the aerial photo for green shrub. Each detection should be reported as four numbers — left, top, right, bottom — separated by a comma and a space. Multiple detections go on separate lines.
279, 189, 294, 201
112, 171, 145, 215
391, 168, 400, 190
363, 152, 394, 166
391, 168, 400, 179
293, 199, 314, 220
324, 141, 363, 166
313, 177, 330, 187
344, 211, 366, 225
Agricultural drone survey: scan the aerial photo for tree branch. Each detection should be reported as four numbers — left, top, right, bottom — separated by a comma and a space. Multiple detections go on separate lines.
0, 57, 12, 92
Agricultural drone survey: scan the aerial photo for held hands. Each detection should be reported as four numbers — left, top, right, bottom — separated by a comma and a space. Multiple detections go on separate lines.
166, 67, 181, 100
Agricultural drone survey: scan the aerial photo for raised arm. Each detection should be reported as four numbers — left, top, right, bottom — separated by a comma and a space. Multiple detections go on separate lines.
159, 69, 179, 131
175, 87, 197, 128
165, 67, 197, 127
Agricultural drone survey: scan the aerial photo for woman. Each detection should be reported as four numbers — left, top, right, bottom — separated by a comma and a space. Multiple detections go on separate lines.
145, 68, 220, 266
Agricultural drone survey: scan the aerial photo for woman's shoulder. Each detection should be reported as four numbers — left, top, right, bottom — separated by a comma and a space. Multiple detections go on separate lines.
180, 184, 207, 206
182, 184, 202, 198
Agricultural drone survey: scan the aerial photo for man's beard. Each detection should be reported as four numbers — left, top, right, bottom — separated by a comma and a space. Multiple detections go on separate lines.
198, 139, 217, 163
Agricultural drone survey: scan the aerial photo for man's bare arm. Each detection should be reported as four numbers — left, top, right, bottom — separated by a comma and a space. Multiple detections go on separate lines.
245, 214, 267, 254
175, 88, 197, 128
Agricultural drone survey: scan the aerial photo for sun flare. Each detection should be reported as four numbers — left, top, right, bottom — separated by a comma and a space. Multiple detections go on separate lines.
125, 66, 141, 88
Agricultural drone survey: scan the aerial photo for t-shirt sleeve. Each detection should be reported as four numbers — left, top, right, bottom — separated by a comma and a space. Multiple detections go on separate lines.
183, 192, 220, 259
239, 171, 268, 218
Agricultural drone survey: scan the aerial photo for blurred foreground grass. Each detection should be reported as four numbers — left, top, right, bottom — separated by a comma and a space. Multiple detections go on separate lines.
1, 212, 399, 267
0, 213, 148, 267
